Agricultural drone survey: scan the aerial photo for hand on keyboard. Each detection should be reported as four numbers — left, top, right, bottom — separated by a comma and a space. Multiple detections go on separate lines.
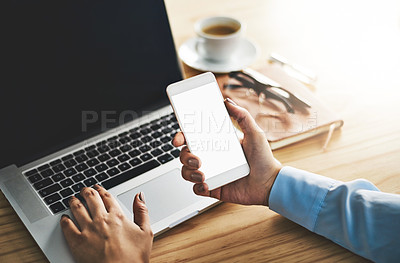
60, 185, 153, 263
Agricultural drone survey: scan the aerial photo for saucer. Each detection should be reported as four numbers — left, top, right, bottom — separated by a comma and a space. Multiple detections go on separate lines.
178, 37, 258, 73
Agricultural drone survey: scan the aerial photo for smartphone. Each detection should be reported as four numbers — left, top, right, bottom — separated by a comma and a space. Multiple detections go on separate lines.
167, 72, 250, 190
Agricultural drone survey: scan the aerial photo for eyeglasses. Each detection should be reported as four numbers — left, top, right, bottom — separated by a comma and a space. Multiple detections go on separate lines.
223, 70, 311, 114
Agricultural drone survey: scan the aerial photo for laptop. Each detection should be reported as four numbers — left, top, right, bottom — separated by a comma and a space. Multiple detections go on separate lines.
0, 0, 219, 262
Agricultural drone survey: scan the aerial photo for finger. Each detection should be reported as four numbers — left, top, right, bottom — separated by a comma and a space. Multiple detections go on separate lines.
172, 131, 186, 147
133, 192, 152, 234
193, 183, 222, 200
94, 185, 123, 213
60, 214, 81, 244
181, 166, 204, 183
80, 187, 107, 217
224, 98, 263, 135
69, 196, 92, 229
179, 146, 201, 169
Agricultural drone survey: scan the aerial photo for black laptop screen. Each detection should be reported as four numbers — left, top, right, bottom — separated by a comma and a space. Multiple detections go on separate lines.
0, 0, 182, 168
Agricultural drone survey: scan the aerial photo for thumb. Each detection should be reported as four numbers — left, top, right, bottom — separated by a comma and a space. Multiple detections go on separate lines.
133, 192, 151, 233
224, 98, 262, 136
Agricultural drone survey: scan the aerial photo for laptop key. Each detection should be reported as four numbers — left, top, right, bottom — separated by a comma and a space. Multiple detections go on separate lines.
76, 163, 89, 172
109, 149, 121, 157
149, 140, 162, 148
60, 178, 74, 187
106, 159, 119, 167
53, 163, 66, 173
98, 145, 110, 153
28, 174, 43, 183
171, 149, 181, 158
139, 145, 152, 153
64, 159, 77, 168
160, 136, 170, 143
102, 160, 160, 190
60, 188, 73, 198
151, 131, 163, 139
140, 128, 152, 135
140, 153, 152, 162
50, 159, 62, 166
131, 140, 143, 148
72, 173, 85, 183
118, 131, 129, 137
38, 164, 50, 172
72, 183, 85, 192
87, 158, 100, 167
95, 172, 109, 182
84, 177, 97, 187
119, 137, 130, 144
39, 183, 61, 197
107, 168, 120, 177
72, 174, 85, 183
118, 163, 131, 172
95, 164, 108, 173
120, 145, 132, 152
64, 167, 77, 177
98, 153, 111, 162
128, 149, 141, 158
87, 149, 100, 158
61, 154, 74, 161
62, 198, 71, 208
83, 169, 96, 178
108, 141, 121, 149
25, 169, 38, 177
33, 178, 53, 190
40, 168, 55, 178
118, 154, 130, 162
141, 136, 152, 143
161, 144, 173, 152
129, 132, 141, 140
151, 148, 163, 157
50, 202, 65, 214
44, 193, 61, 205
157, 153, 174, 164
129, 158, 142, 167
75, 154, 89, 163
52, 173, 65, 182
73, 149, 85, 157
150, 124, 161, 131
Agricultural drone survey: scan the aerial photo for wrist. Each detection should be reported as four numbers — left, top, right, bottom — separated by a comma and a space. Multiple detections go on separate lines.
264, 164, 283, 206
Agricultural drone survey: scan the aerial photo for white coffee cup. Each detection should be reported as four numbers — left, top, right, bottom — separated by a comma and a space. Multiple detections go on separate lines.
194, 16, 243, 62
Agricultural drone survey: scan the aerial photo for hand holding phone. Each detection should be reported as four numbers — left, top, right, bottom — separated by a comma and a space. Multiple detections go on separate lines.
167, 72, 250, 190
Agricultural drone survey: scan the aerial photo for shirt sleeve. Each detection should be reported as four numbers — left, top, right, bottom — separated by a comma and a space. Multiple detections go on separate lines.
268, 166, 400, 263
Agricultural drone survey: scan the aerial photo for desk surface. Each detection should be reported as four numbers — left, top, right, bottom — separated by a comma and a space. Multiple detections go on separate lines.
1, 0, 400, 262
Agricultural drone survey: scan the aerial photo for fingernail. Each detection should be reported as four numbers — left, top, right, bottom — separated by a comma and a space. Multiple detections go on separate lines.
139, 192, 146, 204
61, 214, 70, 221
93, 184, 100, 190
191, 173, 203, 182
68, 196, 76, 204
226, 98, 238, 106
188, 158, 199, 167
198, 184, 205, 193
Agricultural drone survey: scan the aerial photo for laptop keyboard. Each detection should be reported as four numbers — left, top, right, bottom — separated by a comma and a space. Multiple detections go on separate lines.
23, 113, 181, 214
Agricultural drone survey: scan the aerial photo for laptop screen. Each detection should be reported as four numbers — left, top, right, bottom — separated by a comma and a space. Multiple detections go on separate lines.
0, 0, 182, 169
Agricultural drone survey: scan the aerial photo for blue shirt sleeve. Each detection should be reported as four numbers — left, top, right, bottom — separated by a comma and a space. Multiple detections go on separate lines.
269, 166, 400, 263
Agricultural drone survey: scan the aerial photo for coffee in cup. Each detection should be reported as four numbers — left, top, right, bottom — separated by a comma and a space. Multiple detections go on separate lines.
195, 16, 243, 62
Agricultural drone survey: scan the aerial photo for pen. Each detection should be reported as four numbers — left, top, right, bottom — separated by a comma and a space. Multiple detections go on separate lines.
268, 53, 317, 85
322, 123, 336, 151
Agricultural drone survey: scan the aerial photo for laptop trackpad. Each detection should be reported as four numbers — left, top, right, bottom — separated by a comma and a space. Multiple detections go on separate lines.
117, 168, 200, 225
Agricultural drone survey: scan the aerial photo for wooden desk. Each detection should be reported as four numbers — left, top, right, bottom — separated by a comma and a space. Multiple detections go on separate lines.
1, 0, 400, 262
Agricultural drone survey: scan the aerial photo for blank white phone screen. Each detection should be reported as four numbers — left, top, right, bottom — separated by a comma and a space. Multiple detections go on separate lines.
171, 82, 247, 179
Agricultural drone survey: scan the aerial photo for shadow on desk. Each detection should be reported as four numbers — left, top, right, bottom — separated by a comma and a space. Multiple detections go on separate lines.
152, 202, 371, 263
